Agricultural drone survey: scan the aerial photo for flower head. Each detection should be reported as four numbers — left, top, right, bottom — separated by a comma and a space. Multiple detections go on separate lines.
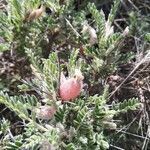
59, 69, 84, 101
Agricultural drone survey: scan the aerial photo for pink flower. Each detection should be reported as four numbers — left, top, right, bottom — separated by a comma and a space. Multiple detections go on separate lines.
59, 69, 84, 101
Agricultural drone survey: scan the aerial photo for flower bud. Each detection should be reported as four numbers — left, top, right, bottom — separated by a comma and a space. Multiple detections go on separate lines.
26, 5, 45, 22
123, 26, 130, 36
59, 69, 84, 101
36, 106, 56, 120
82, 22, 97, 46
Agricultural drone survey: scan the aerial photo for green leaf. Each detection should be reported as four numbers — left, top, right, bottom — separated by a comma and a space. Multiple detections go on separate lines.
88, 3, 105, 39
144, 33, 150, 42
0, 43, 9, 52
112, 98, 140, 112
66, 143, 76, 150
108, 0, 120, 25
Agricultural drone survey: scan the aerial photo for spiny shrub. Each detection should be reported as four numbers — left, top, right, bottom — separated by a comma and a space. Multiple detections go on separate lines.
0, 0, 141, 149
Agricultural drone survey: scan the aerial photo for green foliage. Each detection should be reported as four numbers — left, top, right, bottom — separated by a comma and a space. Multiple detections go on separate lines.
144, 33, 150, 42
108, 0, 120, 24
112, 98, 140, 112
85, 0, 127, 77
0, 0, 143, 149
0, 0, 58, 54
42, 52, 59, 93
0, 119, 10, 136
0, 83, 140, 149
87, 3, 105, 39
0, 83, 140, 146
67, 49, 83, 76
0, 92, 38, 120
